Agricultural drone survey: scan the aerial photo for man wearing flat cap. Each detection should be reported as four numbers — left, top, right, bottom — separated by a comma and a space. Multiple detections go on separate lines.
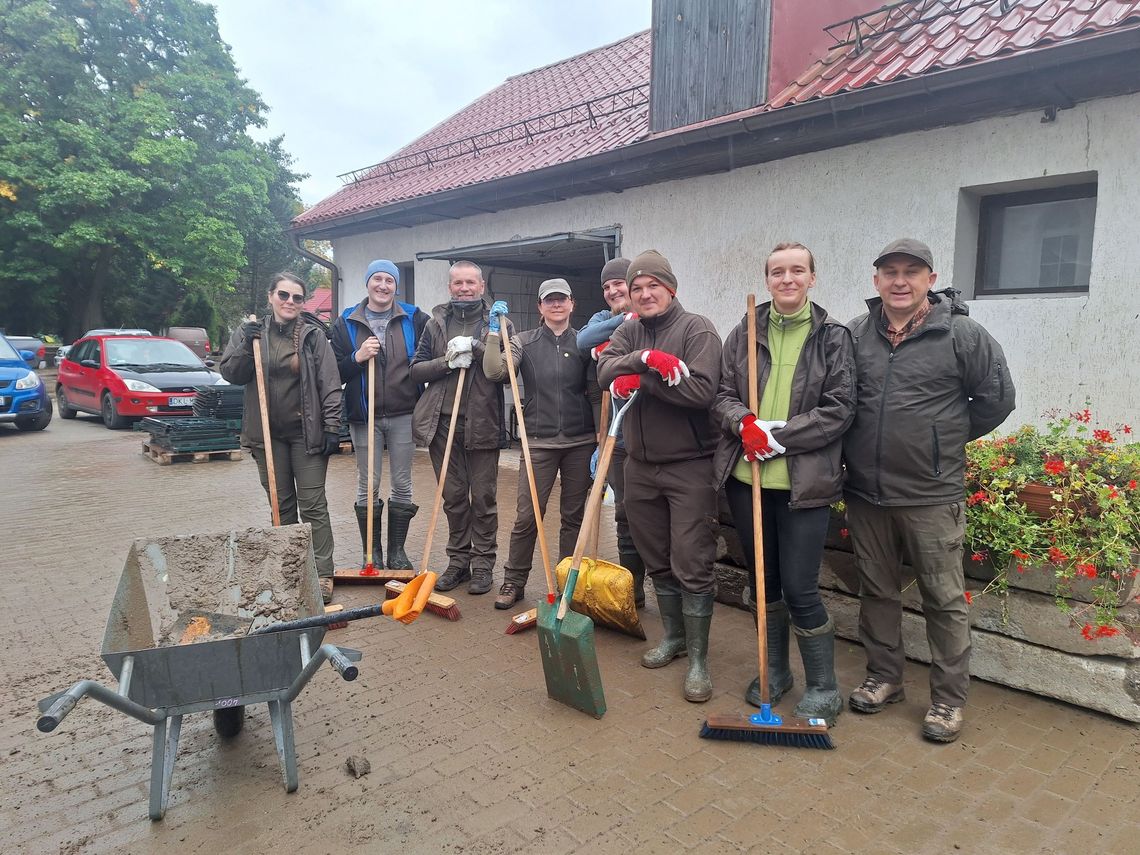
844, 238, 1015, 743
483, 278, 594, 609
597, 250, 723, 703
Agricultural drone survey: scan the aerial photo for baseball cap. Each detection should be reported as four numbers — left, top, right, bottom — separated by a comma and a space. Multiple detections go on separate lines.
538, 278, 573, 300
873, 238, 934, 270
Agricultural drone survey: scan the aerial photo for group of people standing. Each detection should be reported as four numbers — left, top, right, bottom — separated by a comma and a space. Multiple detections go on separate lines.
221, 235, 1015, 745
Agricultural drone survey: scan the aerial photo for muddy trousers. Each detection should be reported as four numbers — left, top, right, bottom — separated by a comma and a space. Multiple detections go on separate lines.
428, 418, 500, 573
623, 456, 717, 595
504, 443, 593, 588
845, 495, 970, 707
251, 438, 333, 577
724, 479, 830, 630
349, 413, 414, 505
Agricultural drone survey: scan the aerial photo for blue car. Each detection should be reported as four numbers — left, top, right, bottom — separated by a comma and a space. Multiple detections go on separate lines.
0, 331, 53, 431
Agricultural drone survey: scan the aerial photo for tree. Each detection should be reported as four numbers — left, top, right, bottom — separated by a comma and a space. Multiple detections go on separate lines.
0, 0, 306, 339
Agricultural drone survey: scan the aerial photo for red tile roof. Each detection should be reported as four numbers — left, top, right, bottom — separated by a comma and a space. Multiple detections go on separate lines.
767, 0, 1140, 109
295, 2, 1140, 230
303, 288, 332, 318
293, 32, 651, 229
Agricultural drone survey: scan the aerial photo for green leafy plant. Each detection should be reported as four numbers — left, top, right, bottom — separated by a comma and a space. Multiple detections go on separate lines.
964, 407, 1140, 638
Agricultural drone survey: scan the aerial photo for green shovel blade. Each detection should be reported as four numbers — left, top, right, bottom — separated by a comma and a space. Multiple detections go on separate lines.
537, 601, 606, 719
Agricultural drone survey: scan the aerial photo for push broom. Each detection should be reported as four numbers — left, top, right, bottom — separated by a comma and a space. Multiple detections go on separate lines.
335, 356, 417, 585
700, 294, 834, 749
498, 320, 557, 635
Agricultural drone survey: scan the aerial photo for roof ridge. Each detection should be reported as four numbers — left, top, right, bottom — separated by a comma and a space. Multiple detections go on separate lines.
505, 29, 649, 80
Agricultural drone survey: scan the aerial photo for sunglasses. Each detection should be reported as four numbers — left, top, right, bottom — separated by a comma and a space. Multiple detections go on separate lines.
275, 290, 305, 304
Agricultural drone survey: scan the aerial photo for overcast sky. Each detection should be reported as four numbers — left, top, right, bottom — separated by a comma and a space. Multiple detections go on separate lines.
206, 0, 651, 207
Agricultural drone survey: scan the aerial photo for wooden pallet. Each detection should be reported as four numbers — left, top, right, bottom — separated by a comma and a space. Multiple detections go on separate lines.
338, 440, 354, 454
142, 441, 243, 465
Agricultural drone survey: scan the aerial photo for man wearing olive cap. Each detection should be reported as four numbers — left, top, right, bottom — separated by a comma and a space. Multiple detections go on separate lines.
844, 238, 1015, 743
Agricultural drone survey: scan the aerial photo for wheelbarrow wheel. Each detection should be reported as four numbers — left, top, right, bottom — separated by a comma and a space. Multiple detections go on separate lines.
213, 706, 245, 739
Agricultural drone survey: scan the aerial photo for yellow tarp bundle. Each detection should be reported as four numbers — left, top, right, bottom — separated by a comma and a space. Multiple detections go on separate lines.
555, 556, 645, 640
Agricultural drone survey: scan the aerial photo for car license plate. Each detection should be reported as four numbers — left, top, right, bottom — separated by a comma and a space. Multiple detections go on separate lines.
169, 395, 195, 407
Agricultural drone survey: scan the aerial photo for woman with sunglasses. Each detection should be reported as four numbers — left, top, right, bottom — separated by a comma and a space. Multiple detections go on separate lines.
221, 272, 344, 603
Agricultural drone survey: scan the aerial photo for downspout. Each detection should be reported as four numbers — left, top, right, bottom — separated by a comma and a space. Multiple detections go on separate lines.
291, 234, 341, 314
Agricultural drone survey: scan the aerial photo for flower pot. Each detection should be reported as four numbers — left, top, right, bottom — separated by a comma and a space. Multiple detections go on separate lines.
1016, 482, 1067, 519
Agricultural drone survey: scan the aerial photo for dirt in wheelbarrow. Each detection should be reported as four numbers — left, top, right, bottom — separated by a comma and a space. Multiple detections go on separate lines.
154, 527, 313, 645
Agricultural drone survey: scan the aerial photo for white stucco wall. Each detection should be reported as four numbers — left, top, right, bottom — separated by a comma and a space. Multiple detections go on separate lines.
332, 92, 1140, 429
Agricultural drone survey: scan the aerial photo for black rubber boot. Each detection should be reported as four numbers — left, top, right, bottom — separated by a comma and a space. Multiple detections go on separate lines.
681, 592, 714, 703
353, 501, 383, 568
619, 550, 646, 608
745, 600, 794, 708
641, 577, 686, 668
386, 500, 419, 571
792, 617, 843, 726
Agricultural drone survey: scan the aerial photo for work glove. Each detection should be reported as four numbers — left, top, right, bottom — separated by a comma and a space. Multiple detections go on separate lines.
241, 319, 262, 353
590, 340, 611, 361
740, 415, 787, 461
621, 312, 638, 322
321, 432, 341, 456
590, 446, 599, 480
448, 352, 473, 370
609, 374, 641, 400
445, 335, 474, 367
488, 300, 509, 334
641, 349, 690, 386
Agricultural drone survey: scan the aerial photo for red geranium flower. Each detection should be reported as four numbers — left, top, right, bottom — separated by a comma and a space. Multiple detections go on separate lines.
1108, 486, 1120, 500
1076, 563, 1097, 579
1012, 549, 1030, 560
971, 551, 988, 563
967, 490, 988, 506
1129, 480, 1138, 491
1081, 623, 1095, 641
1071, 409, 1092, 424
1043, 459, 1066, 476
1095, 625, 1120, 639
1123, 424, 1133, 435
1048, 546, 1068, 563
1093, 429, 1115, 443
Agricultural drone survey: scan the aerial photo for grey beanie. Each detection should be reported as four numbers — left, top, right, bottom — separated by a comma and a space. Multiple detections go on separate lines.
600, 257, 631, 285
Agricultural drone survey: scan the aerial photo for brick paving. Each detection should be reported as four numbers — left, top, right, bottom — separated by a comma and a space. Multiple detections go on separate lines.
1, 416, 1138, 854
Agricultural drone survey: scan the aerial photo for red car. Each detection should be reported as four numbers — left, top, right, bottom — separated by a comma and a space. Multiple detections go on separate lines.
56, 335, 227, 429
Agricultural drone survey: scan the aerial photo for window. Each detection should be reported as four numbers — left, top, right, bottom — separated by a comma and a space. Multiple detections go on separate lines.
976, 183, 1096, 295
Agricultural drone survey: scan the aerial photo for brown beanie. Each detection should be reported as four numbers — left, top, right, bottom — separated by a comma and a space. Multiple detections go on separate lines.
626, 249, 677, 294
600, 257, 631, 285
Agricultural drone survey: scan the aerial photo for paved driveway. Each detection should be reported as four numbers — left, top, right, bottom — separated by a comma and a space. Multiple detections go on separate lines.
1, 416, 1137, 854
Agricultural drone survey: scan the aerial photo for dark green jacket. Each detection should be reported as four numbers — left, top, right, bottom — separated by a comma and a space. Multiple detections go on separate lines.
712, 301, 856, 509
844, 289, 1015, 506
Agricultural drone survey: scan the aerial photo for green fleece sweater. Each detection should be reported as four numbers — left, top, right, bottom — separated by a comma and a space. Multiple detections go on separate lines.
732, 301, 812, 489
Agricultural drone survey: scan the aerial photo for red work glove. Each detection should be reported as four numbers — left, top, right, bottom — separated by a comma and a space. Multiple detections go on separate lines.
740, 414, 787, 461
641, 349, 690, 386
590, 340, 610, 361
609, 374, 641, 400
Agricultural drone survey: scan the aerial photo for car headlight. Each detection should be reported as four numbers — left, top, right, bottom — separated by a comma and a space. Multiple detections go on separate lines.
14, 371, 41, 390
123, 378, 161, 393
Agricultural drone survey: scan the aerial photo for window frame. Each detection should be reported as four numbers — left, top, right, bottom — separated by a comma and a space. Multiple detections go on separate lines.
974, 182, 1097, 296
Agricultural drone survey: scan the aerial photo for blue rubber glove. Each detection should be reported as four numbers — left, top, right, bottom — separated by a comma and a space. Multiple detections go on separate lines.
488, 300, 509, 334
590, 446, 599, 480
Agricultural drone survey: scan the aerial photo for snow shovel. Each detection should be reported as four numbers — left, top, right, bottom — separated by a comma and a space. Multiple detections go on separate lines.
335, 357, 416, 585
537, 391, 638, 719
499, 322, 556, 632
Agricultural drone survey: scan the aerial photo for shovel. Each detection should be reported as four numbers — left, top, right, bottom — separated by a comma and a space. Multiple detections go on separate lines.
537, 390, 639, 719
251, 327, 280, 527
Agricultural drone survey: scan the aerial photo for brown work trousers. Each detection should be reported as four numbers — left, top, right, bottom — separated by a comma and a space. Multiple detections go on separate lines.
503, 443, 593, 588
623, 456, 718, 595
428, 418, 500, 573
250, 439, 333, 577
845, 495, 970, 707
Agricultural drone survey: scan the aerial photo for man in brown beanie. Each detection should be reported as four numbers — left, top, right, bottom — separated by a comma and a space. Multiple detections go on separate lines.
576, 257, 648, 606
597, 250, 723, 702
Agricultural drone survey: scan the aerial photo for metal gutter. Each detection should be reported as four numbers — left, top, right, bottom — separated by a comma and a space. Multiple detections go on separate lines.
291, 234, 342, 314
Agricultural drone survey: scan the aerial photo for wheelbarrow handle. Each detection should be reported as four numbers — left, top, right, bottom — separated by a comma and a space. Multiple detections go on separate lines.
328, 650, 359, 681
37, 679, 165, 733
37, 691, 80, 733
250, 603, 385, 635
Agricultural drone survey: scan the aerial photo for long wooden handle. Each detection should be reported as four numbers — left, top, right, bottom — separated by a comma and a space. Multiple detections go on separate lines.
366, 356, 376, 565
500, 324, 555, 599
420, 367, 466, 573
252, 331, 280, 527
746, 293, 768, 704
588, 391, 612, 557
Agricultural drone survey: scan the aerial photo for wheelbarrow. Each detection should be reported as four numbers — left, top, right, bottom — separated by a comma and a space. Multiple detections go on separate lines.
36, 524, 366, 821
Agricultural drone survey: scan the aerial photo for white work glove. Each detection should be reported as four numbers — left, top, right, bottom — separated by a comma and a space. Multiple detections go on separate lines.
740, 415, 787, 461
445, 335, 474, 368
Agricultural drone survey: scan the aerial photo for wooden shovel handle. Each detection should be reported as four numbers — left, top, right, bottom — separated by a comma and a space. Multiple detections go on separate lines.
366, 356, 376, 565
252, 330, 280, 527
588, 391, 612, 557
501, 323, 556, 599
420, 368, 466, 573
746, 294, 769, 704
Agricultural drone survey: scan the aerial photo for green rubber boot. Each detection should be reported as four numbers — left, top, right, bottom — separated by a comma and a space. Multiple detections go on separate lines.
745, 600, 794, 707
353, 500, 383, 568
792, 617, 843, 726
386, 500, 419, 571
681, 592, 714, 703
641, 577, 686, 668
619, 550, 646, 608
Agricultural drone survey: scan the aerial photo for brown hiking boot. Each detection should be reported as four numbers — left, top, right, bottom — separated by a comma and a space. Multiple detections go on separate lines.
318, 577, 334, 605
468, 567, 493, 595
848, 675, 905, 713
922, 703, 964, 743
494, 582, 524, 610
